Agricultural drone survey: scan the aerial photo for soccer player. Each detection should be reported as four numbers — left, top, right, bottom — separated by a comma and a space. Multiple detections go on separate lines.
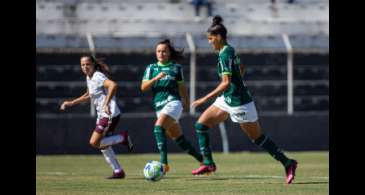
141, 39, 203, 174
190, 16, 298, 184
60, 55, 133, 179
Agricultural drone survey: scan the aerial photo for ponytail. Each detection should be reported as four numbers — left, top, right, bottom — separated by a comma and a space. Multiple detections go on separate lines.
207, 15, 227, 39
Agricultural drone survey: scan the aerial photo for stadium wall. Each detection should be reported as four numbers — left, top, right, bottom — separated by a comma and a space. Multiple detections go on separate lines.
36, 114, 329, 154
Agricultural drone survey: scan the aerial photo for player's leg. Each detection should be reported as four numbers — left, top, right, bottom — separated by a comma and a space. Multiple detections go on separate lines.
240, 121, 297, 184
95, 116, 132, 150
89, 116, 125, 179
192, 105, 229, 175
153, 113, 171, 173
240, 121, 293, 164
101, 146, 125, 179
153, 100, 185, 173
89, 131, 104, 148
165, 121, 203, 163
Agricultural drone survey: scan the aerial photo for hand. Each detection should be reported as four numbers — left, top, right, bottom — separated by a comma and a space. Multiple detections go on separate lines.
191, 97, 207, 109
60, 101, 73, 111
154, 72, 167, 81
103, 104, 111, 115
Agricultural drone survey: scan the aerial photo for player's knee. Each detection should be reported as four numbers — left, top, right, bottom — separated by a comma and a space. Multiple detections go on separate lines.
153, 125, 164, 133
195, 122, 209, 131
89, 140, 100, 148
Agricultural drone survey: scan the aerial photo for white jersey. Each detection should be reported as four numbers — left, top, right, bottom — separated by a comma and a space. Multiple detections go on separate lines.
86, 71, 121, 119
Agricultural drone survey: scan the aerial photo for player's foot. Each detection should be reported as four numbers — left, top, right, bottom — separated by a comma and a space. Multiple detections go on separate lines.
192, 163, 216, 175
163, 164, 170, 174
106, 170, 125, 179
285, 160, 298, 184
120, 131, 134, 152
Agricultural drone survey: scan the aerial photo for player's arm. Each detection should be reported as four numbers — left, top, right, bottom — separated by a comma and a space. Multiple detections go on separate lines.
191, 75, 230, 108
101, 79, 118, 115
60, 90, 90, 111
140, 72, 166, 92
178, 83, 189, 111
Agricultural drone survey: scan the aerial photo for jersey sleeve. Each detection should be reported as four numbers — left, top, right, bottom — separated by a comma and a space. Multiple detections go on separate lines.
94, 72, 108, 87
142, 65, 152, 81
219, 52, 233, 76
176, 65, 184, 84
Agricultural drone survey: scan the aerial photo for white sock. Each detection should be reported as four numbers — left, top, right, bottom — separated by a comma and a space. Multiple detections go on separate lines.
101, 146, 122, 173
100, 134, 125, 148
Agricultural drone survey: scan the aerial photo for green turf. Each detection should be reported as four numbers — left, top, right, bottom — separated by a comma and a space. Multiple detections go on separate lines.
36, 151, 328, 195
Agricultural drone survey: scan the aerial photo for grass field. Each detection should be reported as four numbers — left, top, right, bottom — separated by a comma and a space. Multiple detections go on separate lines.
36, 151, 328, 195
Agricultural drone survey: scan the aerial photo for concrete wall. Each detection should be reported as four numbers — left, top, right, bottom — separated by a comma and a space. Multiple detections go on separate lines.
36, 114, 329, 154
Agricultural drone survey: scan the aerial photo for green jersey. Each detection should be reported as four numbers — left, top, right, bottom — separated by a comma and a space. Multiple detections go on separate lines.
142, 61, 184, 111
217, 44, 253, 106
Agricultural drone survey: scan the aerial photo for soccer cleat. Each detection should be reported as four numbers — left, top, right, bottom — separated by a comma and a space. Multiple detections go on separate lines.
192, 163, 216, 175
285, 160, 298, 184
163, 164, 170, 174
120, 131, 134, 152
106, 170, 125, 179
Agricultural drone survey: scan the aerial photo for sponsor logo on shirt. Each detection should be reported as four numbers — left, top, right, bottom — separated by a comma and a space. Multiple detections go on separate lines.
156, 99, 168, 107
160, 74, 175, 81
156, 95, 174, 107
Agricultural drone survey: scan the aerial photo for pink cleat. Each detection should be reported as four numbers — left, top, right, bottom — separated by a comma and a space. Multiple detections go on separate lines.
285, 160, 298, 184
192, 163, 216, 175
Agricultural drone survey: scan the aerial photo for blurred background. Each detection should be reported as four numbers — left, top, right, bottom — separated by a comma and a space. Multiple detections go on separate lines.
36, 0, 329, 154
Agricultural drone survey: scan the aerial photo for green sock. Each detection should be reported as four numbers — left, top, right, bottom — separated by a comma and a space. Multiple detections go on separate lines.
195, 123, 214, 165
175, 135, 203, 163
254, 134, 291, 167
154, 126, 168, 165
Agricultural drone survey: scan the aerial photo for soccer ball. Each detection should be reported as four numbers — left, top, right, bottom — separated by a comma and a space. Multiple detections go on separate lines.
143, 160, 164, 181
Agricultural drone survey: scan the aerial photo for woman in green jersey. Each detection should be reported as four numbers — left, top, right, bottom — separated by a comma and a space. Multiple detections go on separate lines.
190, 16, 298, 184
141, 39, 203, 174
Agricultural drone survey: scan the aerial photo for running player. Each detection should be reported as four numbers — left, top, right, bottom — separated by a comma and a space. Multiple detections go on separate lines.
141, 39, 203, 174
60, 55, 133, 179
190, 16, 298, 184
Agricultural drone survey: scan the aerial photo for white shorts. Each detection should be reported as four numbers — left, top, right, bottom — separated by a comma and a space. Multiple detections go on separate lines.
156, 100, 183, 121
213, 96, 258, 123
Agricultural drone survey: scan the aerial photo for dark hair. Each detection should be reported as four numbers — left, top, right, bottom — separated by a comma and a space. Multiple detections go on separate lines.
207, 15, 227, 39
157, 39, 184, 63
80, 54, 111, 78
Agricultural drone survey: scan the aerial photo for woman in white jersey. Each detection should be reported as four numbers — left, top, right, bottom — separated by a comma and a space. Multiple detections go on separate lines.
60, 55, 133, 179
